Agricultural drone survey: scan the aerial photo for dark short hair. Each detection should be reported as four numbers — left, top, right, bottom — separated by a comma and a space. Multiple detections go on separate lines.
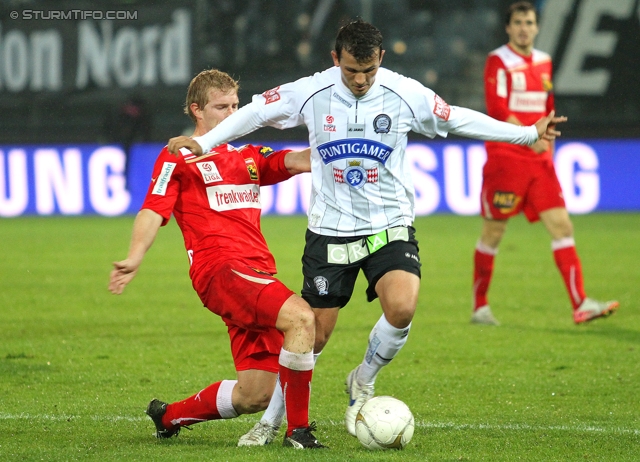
506, 1, 537, 25
334, 19, 383, 63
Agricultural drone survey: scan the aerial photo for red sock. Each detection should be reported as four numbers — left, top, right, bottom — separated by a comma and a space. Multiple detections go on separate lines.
163, 381, 223, 429
553, 246, 585, 309
473, 248, 495, 310
280, 366, 312, 436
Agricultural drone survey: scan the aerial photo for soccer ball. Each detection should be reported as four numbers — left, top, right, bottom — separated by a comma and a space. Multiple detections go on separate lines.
355, 396, 415, 450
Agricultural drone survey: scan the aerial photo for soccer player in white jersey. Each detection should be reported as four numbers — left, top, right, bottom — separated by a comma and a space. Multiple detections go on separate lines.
167, 19, 566, 443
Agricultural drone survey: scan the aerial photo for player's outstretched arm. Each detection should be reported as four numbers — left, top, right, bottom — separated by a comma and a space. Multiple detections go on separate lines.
534, 110, 567, 141
168, 103, 268, 157
109, 209, 163, 295
284, 147, 311, 175
167, 136, 203, 157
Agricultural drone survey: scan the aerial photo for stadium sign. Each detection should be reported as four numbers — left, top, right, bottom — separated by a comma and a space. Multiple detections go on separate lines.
539, 0, 638, 96
0, 8, 191, 92
1, 140, 638, 217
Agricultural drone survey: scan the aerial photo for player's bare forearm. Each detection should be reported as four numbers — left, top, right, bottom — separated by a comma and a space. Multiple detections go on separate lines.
109, 209, 163, 294
285, 147, 311, 175
167, 136, 203, 157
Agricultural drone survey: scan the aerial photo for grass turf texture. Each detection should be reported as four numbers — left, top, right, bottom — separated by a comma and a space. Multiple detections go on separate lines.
1, 213, 638, 461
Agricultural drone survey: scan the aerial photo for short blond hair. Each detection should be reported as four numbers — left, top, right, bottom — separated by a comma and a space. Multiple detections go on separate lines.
184, 69, 239, 123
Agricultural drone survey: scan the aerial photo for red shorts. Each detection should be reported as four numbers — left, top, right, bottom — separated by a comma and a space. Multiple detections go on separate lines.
195, 260, 293, 373
480, 154, 565, 222
225, 324, 283, 373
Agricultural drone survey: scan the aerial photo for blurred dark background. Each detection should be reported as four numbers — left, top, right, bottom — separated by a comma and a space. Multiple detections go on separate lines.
0, 0, 637, 144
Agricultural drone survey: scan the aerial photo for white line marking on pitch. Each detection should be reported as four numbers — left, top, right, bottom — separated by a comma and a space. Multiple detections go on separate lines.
2, 414, 636, 435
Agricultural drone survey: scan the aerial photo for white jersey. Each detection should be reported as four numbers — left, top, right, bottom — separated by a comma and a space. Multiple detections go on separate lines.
195, 66, 538, 237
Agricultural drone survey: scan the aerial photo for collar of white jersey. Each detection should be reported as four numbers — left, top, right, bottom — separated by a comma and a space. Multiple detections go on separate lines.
333, 66, 383, 101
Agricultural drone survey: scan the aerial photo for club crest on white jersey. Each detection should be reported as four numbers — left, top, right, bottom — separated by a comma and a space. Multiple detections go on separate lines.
373, 114, 391, 133
333, 160, 378, 189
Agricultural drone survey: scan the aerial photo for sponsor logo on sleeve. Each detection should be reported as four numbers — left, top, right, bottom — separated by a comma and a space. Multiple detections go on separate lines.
373, 114, 391, 133
259, 146, 274, 157
151, 162, 176, 195
196, 161, 223, 184
245, 158, 259, 180
497, 68, 507, 98
323, 114, 337, 132
433, 94, 451, 121
206, 184, 261, 211
262, 86, 281, 104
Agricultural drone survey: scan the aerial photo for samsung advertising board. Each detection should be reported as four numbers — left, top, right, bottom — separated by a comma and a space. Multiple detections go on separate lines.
0, 140, 638, 218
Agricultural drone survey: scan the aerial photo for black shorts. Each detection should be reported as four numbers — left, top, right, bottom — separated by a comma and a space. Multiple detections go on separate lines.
301, 226, 421, 308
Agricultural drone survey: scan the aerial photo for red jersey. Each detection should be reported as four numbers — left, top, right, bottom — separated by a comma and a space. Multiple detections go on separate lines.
141, 144, 292, 284
484, 44, 554, 159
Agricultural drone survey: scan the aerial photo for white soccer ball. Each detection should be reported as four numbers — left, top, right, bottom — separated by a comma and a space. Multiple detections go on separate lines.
355, 396, 415, 450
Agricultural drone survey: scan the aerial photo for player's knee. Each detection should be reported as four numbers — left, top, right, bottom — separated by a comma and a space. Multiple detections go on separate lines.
301, 306, 316, 328
387, 308, 414, 328
290, 302, 316, 331
313, 331, 330, 352
235, 388, 273, 414
277, 297, 315, 333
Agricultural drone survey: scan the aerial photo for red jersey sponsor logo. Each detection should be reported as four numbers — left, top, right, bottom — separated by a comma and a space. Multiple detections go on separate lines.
262, 86, 281, 104
492, 191, 521, 213
245, 158, 258, 180
511, 71, 527, 91
433, 94, 451, 121
196, 161, 223, 184
508, 91, 547, 112
206, 184, 261, 211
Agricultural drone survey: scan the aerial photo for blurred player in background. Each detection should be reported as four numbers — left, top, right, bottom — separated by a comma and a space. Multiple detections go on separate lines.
471, 1, 619, 326
108, 69, 325, 449
167, 19, 565, 444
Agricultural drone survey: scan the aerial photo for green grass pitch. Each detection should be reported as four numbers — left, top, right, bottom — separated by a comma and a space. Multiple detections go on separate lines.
1, 213, 638, 461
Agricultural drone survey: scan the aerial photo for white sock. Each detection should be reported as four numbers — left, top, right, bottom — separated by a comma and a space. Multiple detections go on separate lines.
260, 351, 321, 428
216, 379, 239, 419
259, 376, 285, 428
357, 314, 411, 385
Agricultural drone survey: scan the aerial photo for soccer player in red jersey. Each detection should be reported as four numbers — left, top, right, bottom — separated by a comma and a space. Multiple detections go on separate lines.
108, 69, 325, 449
472, 1, 619, 326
